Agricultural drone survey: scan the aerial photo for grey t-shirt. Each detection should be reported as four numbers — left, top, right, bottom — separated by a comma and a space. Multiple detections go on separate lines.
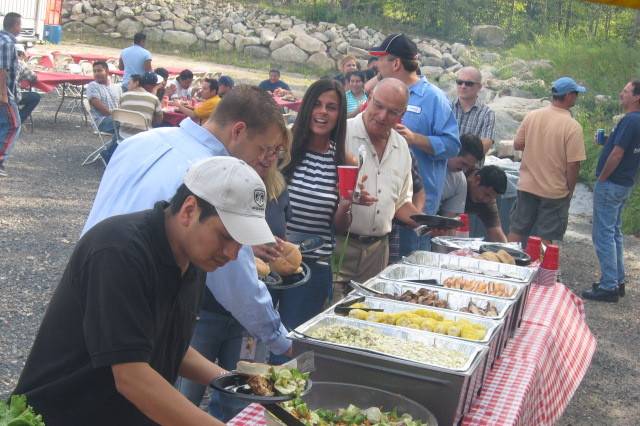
438, 171, 467, 215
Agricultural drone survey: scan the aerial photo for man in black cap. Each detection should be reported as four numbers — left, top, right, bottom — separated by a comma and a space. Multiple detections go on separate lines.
368, 34, 460, 255
218, 75, 234, 97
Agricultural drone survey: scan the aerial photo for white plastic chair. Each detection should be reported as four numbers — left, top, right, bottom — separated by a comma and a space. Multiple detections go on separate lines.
81, 98, 111, 166
112, 109, 149, 142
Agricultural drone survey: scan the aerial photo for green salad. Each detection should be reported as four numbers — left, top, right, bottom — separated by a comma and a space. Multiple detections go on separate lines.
281, 399, 427, 426
0, 395, 45, 426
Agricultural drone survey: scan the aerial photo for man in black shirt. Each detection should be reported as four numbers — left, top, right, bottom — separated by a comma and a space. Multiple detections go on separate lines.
13, 157, 275, 426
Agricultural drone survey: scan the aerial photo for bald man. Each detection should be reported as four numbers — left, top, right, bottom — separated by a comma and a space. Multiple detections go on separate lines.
336, 78, 423, 283
452, 66, 496, 154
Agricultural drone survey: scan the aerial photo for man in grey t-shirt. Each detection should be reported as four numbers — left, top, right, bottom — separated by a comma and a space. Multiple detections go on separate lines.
438, 134, 484, 216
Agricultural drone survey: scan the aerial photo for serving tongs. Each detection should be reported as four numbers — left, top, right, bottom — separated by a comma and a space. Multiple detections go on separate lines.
348, 280, 385, 296
333, 295, 384, 315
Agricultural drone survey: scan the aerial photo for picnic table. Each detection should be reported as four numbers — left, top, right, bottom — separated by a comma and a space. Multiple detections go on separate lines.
162, 109, 188, 126
68, 53, 114, 64
273, 95, 302, 112
21, 71, 95, 123
227, 282, 596, 426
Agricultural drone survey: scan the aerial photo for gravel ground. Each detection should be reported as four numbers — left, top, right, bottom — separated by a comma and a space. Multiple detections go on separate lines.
1, 68, 638, 424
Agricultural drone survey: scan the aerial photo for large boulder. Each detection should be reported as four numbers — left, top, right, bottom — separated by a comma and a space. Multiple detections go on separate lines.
207, 29, 222, 42
143, 11, 162, 21
218, 38, 234, 52
347, 46, 369, 59
162, 30, 198, 46
420, 66, 444, 80
84, 15, 102, 27
270, 34, 293, 51
173, 18, 193, 32
244, 45, 271, 59
421, 56, 445, 68
471, 25, 506, 48
116, 18, 143, 39
259, 28, 276, 45
235, 36, 261, 52
62, 21, 98, 36
145, 28, 164, 43
115, 6, 134, 19
307, 52, 335, 71
271, 43, 308, 64
418, 43, 443, 59
294, 31, 325, 53
492, 110, 521, 144
488, 96, 549, 122
349, 38, 371, 50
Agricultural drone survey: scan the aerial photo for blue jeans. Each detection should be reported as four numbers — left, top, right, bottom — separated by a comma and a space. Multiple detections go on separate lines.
176, 309, 246, 422
97, 117, 119, 164
0, 100, 21, 163
270, 260, 332, 330
398, 225, 430, 257
18, 91, 41, 122
592, 180, 633, 291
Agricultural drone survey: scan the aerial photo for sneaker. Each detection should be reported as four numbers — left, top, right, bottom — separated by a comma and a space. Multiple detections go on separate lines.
0, 162, 6, 177
591, 282, 625, 297
582, 287, 619, 303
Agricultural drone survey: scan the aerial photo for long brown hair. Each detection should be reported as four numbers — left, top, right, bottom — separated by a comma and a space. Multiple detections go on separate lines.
282, 79, 347, 181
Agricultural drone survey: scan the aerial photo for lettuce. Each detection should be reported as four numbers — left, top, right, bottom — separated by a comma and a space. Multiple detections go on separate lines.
0, 395, 45, 426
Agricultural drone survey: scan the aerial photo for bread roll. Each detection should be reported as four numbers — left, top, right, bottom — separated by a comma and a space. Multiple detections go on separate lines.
480, 251, 501, 262
496, 249, 516, 265
269, 241, 303, 276
255, 257, 271, 278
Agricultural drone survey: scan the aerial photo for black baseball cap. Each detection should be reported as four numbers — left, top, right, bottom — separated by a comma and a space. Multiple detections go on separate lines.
369, 34, 418, 60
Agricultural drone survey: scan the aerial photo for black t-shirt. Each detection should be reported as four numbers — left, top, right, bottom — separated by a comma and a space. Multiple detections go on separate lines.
13, 202, 205, 426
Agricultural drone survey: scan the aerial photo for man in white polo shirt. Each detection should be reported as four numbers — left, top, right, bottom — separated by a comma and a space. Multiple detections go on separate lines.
336, 78, 422, 283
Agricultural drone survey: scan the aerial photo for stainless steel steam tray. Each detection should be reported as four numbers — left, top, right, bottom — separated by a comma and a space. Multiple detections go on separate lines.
292, 314, 486, 373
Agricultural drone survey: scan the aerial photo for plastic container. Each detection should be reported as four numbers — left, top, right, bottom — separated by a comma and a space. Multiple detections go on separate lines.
455, 213, 469, 238
44, 25, 62, 44
337, 165, 358, 199
525, 236, 542, 262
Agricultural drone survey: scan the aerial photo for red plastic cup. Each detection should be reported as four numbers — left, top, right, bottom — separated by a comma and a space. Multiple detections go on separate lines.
337, 166, 359, 199
540, 244, 559, 270
458, 213, 469, 232
526, 236, 542, 262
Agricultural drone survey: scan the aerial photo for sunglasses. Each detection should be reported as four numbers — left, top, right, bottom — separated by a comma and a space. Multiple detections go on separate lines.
456, 80, 478, 87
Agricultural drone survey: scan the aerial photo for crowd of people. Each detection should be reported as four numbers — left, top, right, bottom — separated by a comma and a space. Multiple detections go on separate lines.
2, 9, 640, 424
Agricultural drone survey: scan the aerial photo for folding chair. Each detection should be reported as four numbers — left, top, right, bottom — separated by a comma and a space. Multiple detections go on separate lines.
81, 98, 111, 166
52, 52, 74, 71
112, 109, 149, 142
79, 60, 94, 75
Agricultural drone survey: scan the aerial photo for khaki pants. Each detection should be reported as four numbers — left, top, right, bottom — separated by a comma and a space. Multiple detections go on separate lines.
334, 234, 389, 285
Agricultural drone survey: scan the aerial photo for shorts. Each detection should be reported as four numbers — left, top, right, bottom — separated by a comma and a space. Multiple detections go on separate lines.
509, 190, 571, 241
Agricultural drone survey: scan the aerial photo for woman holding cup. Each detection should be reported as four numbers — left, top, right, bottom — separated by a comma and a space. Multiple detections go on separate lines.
279, 79, 374, 331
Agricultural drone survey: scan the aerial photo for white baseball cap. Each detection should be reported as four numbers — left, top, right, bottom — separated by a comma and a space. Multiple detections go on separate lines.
184, 156, 275, 246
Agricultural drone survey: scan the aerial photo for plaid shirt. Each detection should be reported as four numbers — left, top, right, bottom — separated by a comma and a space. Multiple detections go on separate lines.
0, 30, 18, 100
452, 97, 496, 141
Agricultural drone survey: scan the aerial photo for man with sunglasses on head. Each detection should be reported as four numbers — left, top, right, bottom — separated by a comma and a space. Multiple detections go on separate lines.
368, 34, 460, 254
452, 67, 495, 155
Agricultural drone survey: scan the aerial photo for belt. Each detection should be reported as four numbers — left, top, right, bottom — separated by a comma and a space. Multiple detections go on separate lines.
349, 233, 387, 245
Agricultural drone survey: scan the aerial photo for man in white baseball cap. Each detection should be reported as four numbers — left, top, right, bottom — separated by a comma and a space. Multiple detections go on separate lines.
13, 156, 273, 426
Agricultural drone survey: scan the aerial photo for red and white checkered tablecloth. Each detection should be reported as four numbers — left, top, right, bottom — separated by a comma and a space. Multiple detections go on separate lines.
228, 283, 596, 426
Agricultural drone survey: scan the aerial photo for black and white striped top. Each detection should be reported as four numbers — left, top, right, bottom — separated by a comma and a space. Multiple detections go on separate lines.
286, 144, 339, 259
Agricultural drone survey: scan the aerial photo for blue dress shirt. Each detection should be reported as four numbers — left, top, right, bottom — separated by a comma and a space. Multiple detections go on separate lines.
402, 77, 460, 214
82, 118, 291, 354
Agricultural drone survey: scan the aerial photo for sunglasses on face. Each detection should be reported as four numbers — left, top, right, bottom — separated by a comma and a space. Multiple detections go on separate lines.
456, 80, 477, 87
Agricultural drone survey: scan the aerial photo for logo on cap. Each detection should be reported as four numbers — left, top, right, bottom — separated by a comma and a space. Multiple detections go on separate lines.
254, 189, 266, 208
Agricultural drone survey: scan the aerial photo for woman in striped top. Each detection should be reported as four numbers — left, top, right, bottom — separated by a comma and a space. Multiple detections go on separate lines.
275, 79, 356, 330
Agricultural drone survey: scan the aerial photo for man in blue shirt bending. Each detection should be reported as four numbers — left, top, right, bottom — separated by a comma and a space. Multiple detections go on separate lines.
119, 32, 153, 90
583, 80, 640, 303
369, 34, 460, 252
82, 86, 291, 420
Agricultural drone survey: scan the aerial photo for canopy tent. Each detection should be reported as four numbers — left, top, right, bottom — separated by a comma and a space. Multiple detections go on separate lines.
583, 0, 640, 8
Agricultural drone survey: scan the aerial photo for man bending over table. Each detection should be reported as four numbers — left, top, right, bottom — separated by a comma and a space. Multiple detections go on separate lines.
13, 156, 275, 425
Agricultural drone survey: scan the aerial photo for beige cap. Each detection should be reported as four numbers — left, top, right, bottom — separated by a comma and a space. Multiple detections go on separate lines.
184, 156, 275, 246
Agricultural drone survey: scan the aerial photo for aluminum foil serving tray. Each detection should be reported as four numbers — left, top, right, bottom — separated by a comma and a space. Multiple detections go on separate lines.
403, 250, 537, 285
361, 277, 515, 321
292, 314, 485, 373
379, 263, 525, 301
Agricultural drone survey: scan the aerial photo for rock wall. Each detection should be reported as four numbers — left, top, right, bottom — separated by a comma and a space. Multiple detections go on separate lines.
61, 0, 475, 73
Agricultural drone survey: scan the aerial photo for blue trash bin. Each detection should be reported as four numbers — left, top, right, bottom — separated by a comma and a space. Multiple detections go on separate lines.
44, 25, 62, 44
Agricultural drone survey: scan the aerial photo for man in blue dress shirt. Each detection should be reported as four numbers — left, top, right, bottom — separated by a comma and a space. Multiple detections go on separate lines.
369, 34, 460, 253
82, 86, 291, 420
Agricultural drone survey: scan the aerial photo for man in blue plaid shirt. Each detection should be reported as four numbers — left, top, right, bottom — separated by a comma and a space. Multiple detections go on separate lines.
0, 12, 21, 177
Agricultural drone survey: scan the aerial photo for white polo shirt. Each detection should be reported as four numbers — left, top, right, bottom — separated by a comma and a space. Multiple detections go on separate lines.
346, 113, 413, 237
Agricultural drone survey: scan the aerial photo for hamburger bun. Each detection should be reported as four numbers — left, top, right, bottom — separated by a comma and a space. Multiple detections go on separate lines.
255, 257, 271, 278
479, 251, 501, 263
269, 241, 303, 276
496, 249, 516, 265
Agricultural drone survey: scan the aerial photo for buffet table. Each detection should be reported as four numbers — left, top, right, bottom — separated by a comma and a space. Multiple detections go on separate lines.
227, 282, 596, 426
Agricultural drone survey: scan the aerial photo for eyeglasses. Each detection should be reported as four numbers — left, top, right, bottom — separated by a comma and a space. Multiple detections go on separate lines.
261, 145, 287, 159
456, 80, 478, 87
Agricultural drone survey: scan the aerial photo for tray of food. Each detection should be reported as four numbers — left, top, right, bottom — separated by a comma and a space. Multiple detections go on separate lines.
379, 264, 524, 301
358, 278, 514, 320
210, 367, 311, 403
292, 315, 485, 373
403, 250, 537, 285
